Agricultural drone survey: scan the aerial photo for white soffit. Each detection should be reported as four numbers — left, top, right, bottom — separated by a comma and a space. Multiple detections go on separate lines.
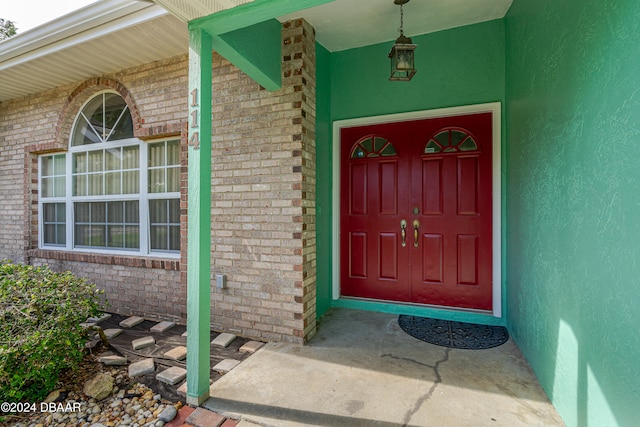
151, 0, 256, 22
0, 0, 189, 102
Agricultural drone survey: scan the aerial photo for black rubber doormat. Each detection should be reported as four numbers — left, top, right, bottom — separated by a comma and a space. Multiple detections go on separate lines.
398, 315, 509, 350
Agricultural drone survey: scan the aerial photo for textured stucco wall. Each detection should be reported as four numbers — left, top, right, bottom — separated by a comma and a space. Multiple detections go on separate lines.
315, 20, 506, 314
505, 1, 640, 425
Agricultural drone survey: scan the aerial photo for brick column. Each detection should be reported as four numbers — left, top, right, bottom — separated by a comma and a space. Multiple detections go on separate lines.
282, 19, 317, 342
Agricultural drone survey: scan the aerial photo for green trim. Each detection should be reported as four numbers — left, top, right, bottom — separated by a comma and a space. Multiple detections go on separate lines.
332, 298, 506, 326
186, 27, 213, 406
215, 20, 282, 91
187, 0, 333, 91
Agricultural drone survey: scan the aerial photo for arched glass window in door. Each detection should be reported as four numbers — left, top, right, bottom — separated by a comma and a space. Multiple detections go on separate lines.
424, 128, 478, 154
351, 136, 397, 158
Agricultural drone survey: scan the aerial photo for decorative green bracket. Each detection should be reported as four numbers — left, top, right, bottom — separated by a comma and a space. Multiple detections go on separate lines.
189, 0, 333, 91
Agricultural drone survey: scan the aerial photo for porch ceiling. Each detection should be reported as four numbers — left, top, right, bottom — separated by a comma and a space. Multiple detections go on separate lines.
154, 0, 513, 51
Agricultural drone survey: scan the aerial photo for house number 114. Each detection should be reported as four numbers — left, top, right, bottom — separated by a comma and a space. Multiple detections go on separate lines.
189, 88, 200, 149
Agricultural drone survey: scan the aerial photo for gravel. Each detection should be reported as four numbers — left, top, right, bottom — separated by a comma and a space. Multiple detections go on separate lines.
7, 371, 181, 427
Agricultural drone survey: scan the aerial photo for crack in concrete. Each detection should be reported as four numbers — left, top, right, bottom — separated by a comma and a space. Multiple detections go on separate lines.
401, 347, 451, 427
380, 353, 437, 369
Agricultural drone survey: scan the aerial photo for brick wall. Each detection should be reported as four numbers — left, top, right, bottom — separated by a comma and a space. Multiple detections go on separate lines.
0, 56, 190, 323
207, 19, 317, 344
0, 20, 317, 342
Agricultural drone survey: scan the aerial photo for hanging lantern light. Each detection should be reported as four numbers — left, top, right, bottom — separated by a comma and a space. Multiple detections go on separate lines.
388, 0, 416, 81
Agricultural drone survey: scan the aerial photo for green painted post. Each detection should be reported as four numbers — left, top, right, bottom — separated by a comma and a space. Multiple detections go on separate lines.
186, 26, 213, 407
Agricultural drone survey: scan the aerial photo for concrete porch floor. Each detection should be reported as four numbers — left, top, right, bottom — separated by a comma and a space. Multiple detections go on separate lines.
203, 308, 565, 427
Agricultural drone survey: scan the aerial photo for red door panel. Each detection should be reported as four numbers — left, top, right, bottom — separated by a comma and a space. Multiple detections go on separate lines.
340, 122, 411, 302
341, 112, 493, 310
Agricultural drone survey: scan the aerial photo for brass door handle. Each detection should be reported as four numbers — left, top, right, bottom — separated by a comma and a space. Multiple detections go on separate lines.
400, 220, 407, 247
413, 219, 420, 248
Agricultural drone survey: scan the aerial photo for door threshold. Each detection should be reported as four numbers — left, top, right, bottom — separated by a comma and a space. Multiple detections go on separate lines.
332, 296, 505, 326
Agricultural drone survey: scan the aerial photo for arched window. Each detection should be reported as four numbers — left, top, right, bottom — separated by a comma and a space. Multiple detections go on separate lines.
424, 128, 478, 154
351, 136, 397, 158
39, 92, 180, 256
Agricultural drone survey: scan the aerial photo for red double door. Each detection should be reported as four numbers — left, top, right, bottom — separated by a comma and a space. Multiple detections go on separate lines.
340, 113, 493, 310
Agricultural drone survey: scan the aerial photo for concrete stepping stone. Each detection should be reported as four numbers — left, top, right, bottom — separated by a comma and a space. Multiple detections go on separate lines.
156, 366, 186, 385
103, 328, 123, 339
98, 354, 128, 365
186, 407, 226, 427
212, 359, 241, 373
132, 336, 155, 350
164, 345, 187, 361
150, 321, 175, 333
239, 341, 265, 354
119, 316, 144, 328
211, 333, 236, 348
128, 358, 155, 377
87, 313, 111, 323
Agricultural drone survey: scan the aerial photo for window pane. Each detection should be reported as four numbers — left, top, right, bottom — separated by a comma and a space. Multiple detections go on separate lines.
169, 225, 180, 251
91, 202, 106, 223
73, 175, 87, 196
122, 171, 139, 194
169, 199, 180, 223
88, 151, 103, 172
111, 110, 134, 140
123, 146, 139, 169
90, 225, 106, 247
107, 225, 125, 248
149, 200, 167, 223
108, 201, 124, 223
75, 224, 90, 246
124, 201, 139, 223
72, 115, 101, 146
56, 225, 66, 245
105, 172, 121, 195
104, 94, 126, 136
83, 95, 106, 140
42, 157, 52, 176
56, 203, 66, 219
73, 153, 87, 173
124, 225, 140, 249
88, 174, 103, 195
43, 204, 56, 222
54, 155, 66, 174
44, 225, 56, 245
106, 148, 121, 171
167, 167, 179, 192
149, 169, 165, 193
149, 143, 165, 167
54, 177, 66, 197
167, 140, 180, 165
150, 225, 167, 250
42, 178, 53, 198
75, 203, 90, 222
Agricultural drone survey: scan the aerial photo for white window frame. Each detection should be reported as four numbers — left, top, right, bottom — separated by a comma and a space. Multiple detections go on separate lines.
38, 91, 180, 258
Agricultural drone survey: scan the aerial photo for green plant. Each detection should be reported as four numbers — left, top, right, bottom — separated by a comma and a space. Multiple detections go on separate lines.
0, 261, 105, 402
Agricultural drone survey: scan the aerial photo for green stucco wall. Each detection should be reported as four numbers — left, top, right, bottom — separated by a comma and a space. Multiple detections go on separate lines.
505, 1, 640, 426
330, 20, 505, 121
315, 20, 506, 318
